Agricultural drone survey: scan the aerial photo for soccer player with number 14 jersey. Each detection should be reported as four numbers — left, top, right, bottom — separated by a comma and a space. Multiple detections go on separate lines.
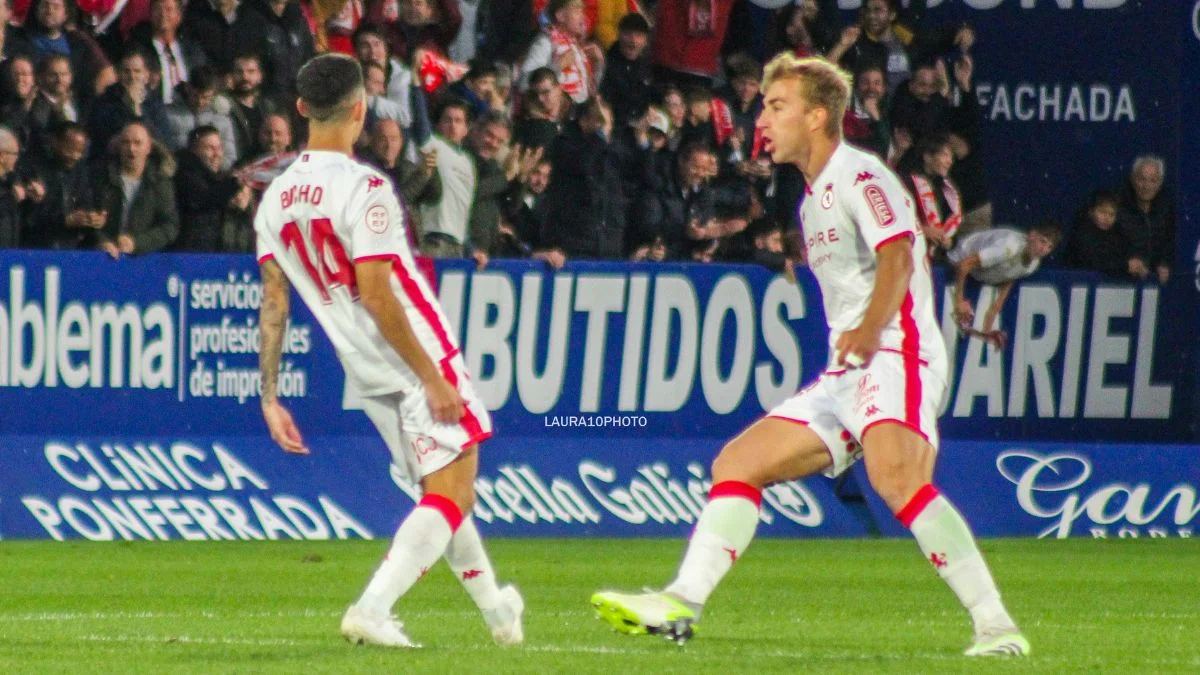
254, 54, 522, 649
591, 55, 1029, 657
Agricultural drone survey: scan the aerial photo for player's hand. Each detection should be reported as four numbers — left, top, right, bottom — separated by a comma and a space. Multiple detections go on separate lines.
263, 400, 309, 455
425, 376, 465, 425
983, 329, 1008, 351
954, 299, 975, 329
835, 325, 880, 369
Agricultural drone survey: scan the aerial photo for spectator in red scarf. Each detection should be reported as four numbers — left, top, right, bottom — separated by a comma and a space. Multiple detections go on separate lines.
519, 0, 603, 104
902, 132, 961, 255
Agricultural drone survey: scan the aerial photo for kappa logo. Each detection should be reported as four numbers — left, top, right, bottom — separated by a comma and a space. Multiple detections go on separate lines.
367, 176, 385, 191
461, 569, 484, 580
930, 552, 948, 569
853, 171, 876, 186
821, 183, 834, 209
864, 404, 881, 417
723, 547, 739, 563
863, 184, 896, 228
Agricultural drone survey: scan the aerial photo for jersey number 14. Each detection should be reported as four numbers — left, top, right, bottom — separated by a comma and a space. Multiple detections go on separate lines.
281, 218, 359, 304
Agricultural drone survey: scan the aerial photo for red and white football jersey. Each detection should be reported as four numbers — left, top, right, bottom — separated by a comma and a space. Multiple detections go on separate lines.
797, 142, 946, 375
254, 150, 458, 397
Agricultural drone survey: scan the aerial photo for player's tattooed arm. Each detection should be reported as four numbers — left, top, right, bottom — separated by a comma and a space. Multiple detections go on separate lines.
258, 258, 290, 407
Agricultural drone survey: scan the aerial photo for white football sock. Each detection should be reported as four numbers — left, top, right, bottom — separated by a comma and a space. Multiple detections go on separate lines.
899, 484, 1015, 634
354, 495, 462, 616
444, 516, 503, 613
664, 481, 761, 607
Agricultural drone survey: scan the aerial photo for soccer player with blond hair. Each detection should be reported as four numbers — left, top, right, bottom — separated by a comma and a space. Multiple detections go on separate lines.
591, 54, 1029, 657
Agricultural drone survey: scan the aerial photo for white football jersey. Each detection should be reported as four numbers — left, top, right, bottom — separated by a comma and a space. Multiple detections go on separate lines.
254, 150, 458, 397
797, 143, 946, 374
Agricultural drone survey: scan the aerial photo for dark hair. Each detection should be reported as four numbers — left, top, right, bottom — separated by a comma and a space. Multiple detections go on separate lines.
189, 65, 221, 93
437, 97, 473, 124
26, 0, 78, 34
120, 47, 151, 68
1031, 219, 1064, 242
233, 52, 262, 68
352, 24, 389, 50
678, 141, 715, 164
726, 53, 762, 83
296, 54, 364, 123
918, 132, 952, 157
684, 86, 713, 107
53, 121, 87, 142
529, 67, 559, 89
188, 124, 221, 148
465, 60, 499, 82
1088, 189, 1118, 211
474, 109, 511, 133
618, 12, 650, 35
35, 53, 70, 79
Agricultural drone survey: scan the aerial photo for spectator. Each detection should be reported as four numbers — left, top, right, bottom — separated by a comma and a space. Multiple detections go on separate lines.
634, 142, 722, 259
371, 0, 462, 63
242, 0, 315, 100
0, 0, 33, 63
130, 0, 208, 105
513, 68, 567, 151
27, 122, 102, 249
946, 53, 991, 237
362, 61, 411, 132
182, 0, 258, 75
323, 0, 364, 55
828, 0, 919, 98
20, 0, 115, 100
476, 0, 537, 65
849, 63, 890, 159
0, 126, 41, 247
360, 117, 441, 236
96, 122, 178, 256
1118, 154, 1175, 284
1, 56, 39, 150
254, 112, 292, 157
722, 54, 762, 158
419, 98, 475, 257
651, 0, 735, 90
543, 96, 625, 259
520, 0, 603, 105
660, 85, 686, 151
498, 156, 553, 258
447, 60, 503, 119
889, 60, 950, 156
353, 25, 420, 132
770, 0, 840, 58
162, 65, 238, 168
227, 54, 281, 161
1064, 190, 1134, 281
600, 11, 652, 129
948, 221, 1062, 348
464, 110, 516, 267
88, 49, 167, 157
173, 124, 252, 251
592, 0, 637, 50
76, 0, 150, 58
902, 132, 960, 254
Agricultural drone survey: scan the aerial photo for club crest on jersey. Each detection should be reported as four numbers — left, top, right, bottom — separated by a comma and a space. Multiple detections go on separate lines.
365, 204, 389, 234
863, 184, 895, 228
821, 183, 834, 209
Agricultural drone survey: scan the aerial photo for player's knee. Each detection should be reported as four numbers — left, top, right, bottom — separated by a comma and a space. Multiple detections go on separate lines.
711, 440, 759, 487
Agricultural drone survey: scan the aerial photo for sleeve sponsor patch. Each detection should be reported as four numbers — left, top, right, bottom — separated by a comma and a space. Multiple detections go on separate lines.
863, 184, 896, 228
365, 204, 389, 234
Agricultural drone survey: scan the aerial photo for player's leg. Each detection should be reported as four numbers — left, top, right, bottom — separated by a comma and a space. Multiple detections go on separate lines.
593, 386, 843, 643
860, 422, 1028, 657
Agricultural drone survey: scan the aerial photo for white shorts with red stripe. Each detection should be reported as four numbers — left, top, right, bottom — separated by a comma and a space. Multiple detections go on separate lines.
766, 350, 947, 478
359, 352, 493, 483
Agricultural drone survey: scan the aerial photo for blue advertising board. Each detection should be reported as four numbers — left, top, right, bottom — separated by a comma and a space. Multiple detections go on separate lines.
0, 251, 1196, 539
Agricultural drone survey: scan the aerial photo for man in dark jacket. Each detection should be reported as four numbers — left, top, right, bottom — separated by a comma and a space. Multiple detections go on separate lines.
173, 125, 252, 251
1065, 190, 1134, 280
88, 49, 167, 159
183, 0, 260, 75
28, 123, 103, 249
242, 0, 315, 101
360, 118, 441, 240
96, 122, 179, 257
636, 142, 719, 260
600, 13, 653, 129
543, 98, 626, 259
466, 111, 513, 264
1118, 155, 1175, 284
227, 54, 280, 161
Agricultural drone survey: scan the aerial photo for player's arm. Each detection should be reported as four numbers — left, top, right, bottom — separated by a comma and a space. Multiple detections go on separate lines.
953, 252, 982, 326
259, 257, 308, 454
354, 259, 464, 424
836, 236, 914, 366
981, 280, 1013, 333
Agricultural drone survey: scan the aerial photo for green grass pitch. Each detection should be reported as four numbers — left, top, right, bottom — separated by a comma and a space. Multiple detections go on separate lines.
0, 538, 1196, 673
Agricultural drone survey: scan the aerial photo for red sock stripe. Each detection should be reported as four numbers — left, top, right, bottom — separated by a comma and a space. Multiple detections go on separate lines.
708, 481, 762, 509
896, 484, 940, 528
419, 494, 464, 533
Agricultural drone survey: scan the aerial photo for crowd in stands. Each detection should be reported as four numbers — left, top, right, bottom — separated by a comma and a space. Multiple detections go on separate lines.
0, 0, 1177, 282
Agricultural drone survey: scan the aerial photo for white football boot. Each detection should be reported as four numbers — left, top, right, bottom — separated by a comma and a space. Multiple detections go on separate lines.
340, 606, 420, 648
483, 584, 525, 646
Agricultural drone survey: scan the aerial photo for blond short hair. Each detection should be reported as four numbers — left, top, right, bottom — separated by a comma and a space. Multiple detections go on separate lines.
761, 54, 852, 138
